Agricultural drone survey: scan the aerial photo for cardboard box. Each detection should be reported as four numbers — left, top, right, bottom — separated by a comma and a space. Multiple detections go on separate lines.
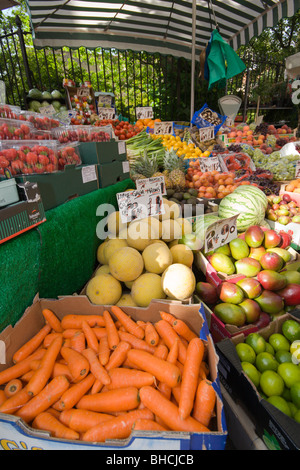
79, 141, 127, 165
0, 182, 46, 244
216, 311, 300, 450
15, 164, 99, 211
97, 161, 130, 188
266, 218, 300, 251
0, 295, 227, 450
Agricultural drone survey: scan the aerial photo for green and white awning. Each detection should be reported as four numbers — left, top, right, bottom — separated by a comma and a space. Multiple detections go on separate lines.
26, 0, 300, 59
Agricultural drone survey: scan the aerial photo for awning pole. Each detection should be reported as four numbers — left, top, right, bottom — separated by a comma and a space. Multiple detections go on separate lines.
190, 0, 196, 124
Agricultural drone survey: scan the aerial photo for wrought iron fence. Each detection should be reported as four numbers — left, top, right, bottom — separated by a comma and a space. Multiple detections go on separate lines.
0, 18, 294, 124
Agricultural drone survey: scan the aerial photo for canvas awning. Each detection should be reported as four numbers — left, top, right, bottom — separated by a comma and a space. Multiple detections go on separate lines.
26, 0, 300, 59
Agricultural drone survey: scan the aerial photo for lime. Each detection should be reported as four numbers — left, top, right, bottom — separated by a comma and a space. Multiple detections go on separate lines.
288, 401, 298, 418
282, 319, 300, 343
245, 333, 266, 354
236, 343, 256, 364
260, 370, 285, 397
294, 409, 300, 423
256, 352, 279, 373
275, 350, 292, 364
282, 386, 291, 402
290, 382, 300, 408
265, 342, 275, 355
277, 362, 300, 389
241, 361, 261, 388
268, 333, 290, 352
267, 395, 292, 417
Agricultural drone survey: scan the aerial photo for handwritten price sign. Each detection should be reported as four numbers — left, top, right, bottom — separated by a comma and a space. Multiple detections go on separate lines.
199, 126, 215, 142
204, 214, 238, 253
153, 121, 174, 135
98, 107, 115, 120
136, 107, 153, 120
136, 175, 166, 195
117, 187, 165, 223
199, 156, 221, 173
77, 87, 90, 98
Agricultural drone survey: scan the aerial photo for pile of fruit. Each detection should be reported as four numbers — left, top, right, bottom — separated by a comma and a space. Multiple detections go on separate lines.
0, 118, 34, 140
234, 320, 300, 423
26, 88, 66, 115
156, 134, 209, 159
0, 143, 58, 175
0, 306, 217, 441
22, 113, 60, 131
52, 126, 111, 144
94, 119, 141, 140
86, 202, 197, 308
134, 117, 161, 131
196, 225, 299, 329
266, 193, 300, 225
185, 167, 238, 199
284, 179, 300, 194
57, 145, 81, 170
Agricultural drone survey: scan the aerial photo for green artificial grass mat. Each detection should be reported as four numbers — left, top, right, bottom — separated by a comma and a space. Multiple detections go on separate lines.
0, 179, 135, 332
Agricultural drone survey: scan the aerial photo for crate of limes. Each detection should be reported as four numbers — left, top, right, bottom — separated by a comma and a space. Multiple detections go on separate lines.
216, 312, 300, 450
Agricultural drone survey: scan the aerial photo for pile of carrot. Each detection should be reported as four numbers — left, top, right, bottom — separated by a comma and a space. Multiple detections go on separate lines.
0, 306, 217, 443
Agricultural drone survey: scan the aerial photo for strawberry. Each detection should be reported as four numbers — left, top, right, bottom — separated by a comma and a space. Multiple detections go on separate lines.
38, 154, 49, 166
22, 165, 33, 174
0, 155, 9, 168
45, 163, 55, 173
2, 148, 18, 161
25, 151, 38, 166
32, 163, 45, 174
11, 160, 24, 173
17, 150, 26, 162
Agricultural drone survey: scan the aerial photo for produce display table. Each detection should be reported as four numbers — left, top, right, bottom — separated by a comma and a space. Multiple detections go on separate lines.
0, 179, 135, 332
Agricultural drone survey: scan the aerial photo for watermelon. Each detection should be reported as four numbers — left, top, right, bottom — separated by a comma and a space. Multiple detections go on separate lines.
193, 214, 221, 242
218, 186, 267, 232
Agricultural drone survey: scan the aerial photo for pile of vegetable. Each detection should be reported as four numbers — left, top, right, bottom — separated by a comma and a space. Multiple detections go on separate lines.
0, 307, 217, 442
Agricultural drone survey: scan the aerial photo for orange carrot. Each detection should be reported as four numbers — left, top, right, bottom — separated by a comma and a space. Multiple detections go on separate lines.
70, 331, 86, 354
61, 314, 105, 330
105, 341, 131, 371
4, 378, 23, 398
53, 373, 95, 411
178, 338, 205, 420
59, 408, 114, 433
153, 344, 169, 360
0, 387, 31, 414
81, 320, 98, 352
20, 370, 35, 382
103, 310, 119, 350
118, 330, 156, 354
82, 348, 111, 385
42, 308, 63, 333
98, 336, 110, 366
82, 408, 153, 442
16, 375, 70, 423
127, 349, 181, 388
107, 368, 155, 390
0, 390, 6, 406
60, 346, 90, 383
144, 322, 159, 346
136, 320, 147, 330
32, 412, 79, 440
172, 318, 198, 342
51, 362, 74, 382
43, 332, 63, 348
90, 379, 104, 395
26, 335, 63, 397
159, 311, 176, 324
76, 386, 140, 413
92, 327, 108, 340
171, 384, 181, 405
46, 407, 61, 420
200, 362, 210, 378
192, 379, 216, 427
12, 324, 51, 363
0, 348, 46, 386
110, 306, 145, 339
62, 328, 80, 338
155, 319, 187, 364
133, 418, 167, 431
158, 339, 179, 399
139, 386, 210, 433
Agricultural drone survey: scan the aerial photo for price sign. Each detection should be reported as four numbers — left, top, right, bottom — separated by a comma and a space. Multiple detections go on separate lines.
98, 107, 115, 120
199, 126, 215, 142
135, 106, 153, 120
77, 87, 90, 97
39, 105, 56, 116
199, 156, 221, 173
153, 121, 173, 135
136, 175, 166, 196
117, 187, 165, 223
204, 214, 239, 253
295, 160, 300, 178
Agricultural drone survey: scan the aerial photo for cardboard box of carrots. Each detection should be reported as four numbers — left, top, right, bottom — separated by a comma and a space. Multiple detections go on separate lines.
0, 295, 227, 450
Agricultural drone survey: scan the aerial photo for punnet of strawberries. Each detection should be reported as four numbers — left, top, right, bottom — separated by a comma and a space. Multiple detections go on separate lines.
0, 143, 59, 175
57, 145, 81, 170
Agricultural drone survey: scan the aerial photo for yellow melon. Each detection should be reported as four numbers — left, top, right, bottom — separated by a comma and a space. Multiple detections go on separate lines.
161, 219, 182, 243
142, 242, 173, 274
131, 273, 166, 307
107, 211, 128, 236
95, 264, 110, 275
86, 273, 122, 305
103, 238, 128, 262
109, 246, 144, 282
96, 239, 109, 265
175, 217, 193, 236
126, 220, 155, 251
161, 263, 196, 300
116, 293, 138, 307
170, 244, 194, 268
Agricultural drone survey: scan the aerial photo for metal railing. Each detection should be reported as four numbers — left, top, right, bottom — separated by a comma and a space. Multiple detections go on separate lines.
0, 18, 292, 123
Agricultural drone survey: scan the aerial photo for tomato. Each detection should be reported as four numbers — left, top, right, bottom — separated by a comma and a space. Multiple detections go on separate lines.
119, 134, 126, 140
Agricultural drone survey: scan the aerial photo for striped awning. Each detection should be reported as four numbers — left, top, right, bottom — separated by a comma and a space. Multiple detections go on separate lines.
26, 0, 300, 59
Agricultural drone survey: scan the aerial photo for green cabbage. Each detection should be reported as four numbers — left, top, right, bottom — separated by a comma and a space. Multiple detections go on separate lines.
51, 90, 62, 100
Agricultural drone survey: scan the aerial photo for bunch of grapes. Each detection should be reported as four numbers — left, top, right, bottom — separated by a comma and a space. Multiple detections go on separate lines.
227, 144, 242, 152
255, 122, 269, 136
276, 138, 288, 148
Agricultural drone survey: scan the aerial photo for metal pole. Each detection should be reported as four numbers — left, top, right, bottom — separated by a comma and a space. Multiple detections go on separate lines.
15, 15, 33, 90
190, 0, 196, 123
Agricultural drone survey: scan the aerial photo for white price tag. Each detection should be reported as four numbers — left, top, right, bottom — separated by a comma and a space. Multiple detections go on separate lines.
118, 141, 126, 155
295, 160, 300, 178
122, 161, 130, 173
199, 156, 221, 172
204, 215, 239, 253
199, 126, 215, 142
117, 187, 165, 223
98, 107, 115, 120
153, 121, 173, 135
77, 87, 90, 98
136, 176, 166, 196
81, 165, 97, 183
135, 106, 153, 120
39, 105, 56, 116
